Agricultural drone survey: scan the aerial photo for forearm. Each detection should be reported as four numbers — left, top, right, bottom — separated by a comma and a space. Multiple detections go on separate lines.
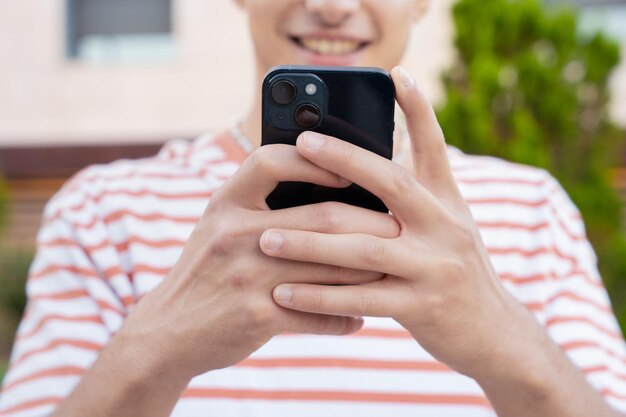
475, 305, 621, 417
50, 329, 190, 417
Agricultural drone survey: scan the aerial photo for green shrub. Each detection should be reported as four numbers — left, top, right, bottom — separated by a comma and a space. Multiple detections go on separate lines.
437, 0, 626, 327
0, 248, 32, 383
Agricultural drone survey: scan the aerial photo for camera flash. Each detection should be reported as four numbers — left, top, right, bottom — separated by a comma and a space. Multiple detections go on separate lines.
305, 83, 317, 96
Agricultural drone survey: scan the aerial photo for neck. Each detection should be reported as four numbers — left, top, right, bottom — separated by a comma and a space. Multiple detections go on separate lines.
239, 65, 265, 149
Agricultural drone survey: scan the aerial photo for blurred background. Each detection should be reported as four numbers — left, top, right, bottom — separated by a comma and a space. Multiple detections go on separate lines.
0, 0, 624, 381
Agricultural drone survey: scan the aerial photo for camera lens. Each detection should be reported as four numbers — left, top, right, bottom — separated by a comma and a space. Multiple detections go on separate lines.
271, 80, 297, 105
294, 104, 321, 128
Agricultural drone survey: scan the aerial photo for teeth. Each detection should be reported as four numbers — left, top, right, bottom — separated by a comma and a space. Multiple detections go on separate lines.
299, 38, 361, 55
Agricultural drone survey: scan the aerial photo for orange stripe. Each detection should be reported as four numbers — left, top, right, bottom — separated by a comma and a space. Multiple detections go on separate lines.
70, 209, 200, 230
500, 272, 548, 285
487, 246, 577, 265
351, 328, 411, 338
1, 366, 83, 392
133, 264, 172, 276
30, 290, 126, 316
477, 219, 583, 242
30, 265, 99, 280
550, 205, 585, 241
457, 177, 546, 186
29, 262, 165, 282
0, 396, 62, 416
30, 264, 126, 283
545, 290, 612, 314
279, 328, 411, 339
40, 236, 186, 253
583, 365, 626, 382
56, 186, 211, 216
547, 316, 623, 340
466, 197, 549, 207
12, 339, 103, 367
601, 388, 626, 401
561, 340, 626, 364
500, 268, 603, 289
181, 388, 491, 406
17, 315, 103, 341
477, 220, 550, 232
238, 357, 452, 372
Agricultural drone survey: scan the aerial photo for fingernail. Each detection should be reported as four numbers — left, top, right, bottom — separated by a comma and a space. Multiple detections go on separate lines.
262, 231, 283, 252
395, 67, 415, 89
304, 132, 325, 151
274, 286, 292, 303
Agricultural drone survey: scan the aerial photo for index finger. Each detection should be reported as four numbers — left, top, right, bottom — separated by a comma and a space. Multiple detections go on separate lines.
220, 144, 350, 209
294, 132, 447, 225
391, 66, 458, 195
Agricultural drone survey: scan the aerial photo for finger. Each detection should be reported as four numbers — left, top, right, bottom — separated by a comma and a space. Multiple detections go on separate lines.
391, 66, 458, 195
281, 309, 364, 336
295, 131, 442, 225
274, 283, 390, 318
260, 229, 414, 278
271, 257, 384, 286
221, 144, 350, 208
267, 201, 400, 238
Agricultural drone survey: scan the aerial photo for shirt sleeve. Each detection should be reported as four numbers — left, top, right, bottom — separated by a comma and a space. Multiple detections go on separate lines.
541, 175, 626, 412
0, 180, 128, 417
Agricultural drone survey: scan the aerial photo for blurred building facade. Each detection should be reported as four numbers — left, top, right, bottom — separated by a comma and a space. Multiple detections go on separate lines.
0, 0, 458, 147
0, 0, 624, 247
0, 0, 624, 148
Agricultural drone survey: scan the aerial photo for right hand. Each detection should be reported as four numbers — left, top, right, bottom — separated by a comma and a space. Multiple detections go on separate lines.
115, 144, 400, 382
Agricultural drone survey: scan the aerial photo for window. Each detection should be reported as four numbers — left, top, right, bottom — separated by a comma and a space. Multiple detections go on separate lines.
66, 0, 175, 63
546, 0, 626, 41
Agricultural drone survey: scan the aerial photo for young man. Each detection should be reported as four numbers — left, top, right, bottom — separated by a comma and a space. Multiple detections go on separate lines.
1, 1, 626, 416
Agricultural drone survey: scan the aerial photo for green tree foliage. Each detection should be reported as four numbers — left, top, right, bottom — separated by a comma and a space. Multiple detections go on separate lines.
437, 0, 626, 326
0, 175, 30, 383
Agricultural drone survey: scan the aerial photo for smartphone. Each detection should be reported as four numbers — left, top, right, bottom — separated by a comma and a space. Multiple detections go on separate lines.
261, 65, 395, 213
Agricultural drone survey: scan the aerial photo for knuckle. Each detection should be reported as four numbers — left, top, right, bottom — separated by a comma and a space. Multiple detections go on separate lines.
327, 264, 351, 284
311, 289, 325, 311
301, 234, 318, 258
341, 141, 356, 163
242, 302, 273, 329
421, 293, 447, 322
449, 218, 476, 249
359, 239, 387, 267
249, 147, 279, 176
438, 258, 465, 283
207, 226, 242, 257
356, 292, 377, 316
312, 314, 333, 333
390, 165, 417, 198
312, 203, 340, 232
224, 263, 254, 289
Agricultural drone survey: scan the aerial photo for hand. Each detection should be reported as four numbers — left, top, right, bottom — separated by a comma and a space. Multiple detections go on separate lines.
261, 67, 537, 380
115, 143, 400, 382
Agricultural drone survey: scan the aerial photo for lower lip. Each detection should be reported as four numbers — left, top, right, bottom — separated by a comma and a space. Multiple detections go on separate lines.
291, 41, 367, 66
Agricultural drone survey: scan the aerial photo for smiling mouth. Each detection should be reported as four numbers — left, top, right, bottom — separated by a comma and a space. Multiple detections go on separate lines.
290, 36, 369, 56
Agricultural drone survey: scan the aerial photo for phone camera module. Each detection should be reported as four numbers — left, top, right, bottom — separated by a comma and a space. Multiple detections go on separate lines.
295, 104, 321, 128
271, 80, 297, 105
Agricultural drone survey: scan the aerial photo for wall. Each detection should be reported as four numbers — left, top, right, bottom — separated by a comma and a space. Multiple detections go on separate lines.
0, 0, 457, 147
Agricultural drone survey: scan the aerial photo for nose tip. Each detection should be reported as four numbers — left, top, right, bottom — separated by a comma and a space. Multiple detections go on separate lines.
305, 0, 361, 26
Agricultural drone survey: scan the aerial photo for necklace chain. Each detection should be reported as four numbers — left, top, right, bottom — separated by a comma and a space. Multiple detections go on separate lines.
230, 122, 256, 154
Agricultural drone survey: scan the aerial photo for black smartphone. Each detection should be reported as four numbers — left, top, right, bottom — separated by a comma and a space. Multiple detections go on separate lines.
261, 65, 395, 212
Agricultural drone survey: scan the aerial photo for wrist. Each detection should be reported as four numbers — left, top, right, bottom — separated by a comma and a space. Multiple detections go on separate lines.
105, 321, 192, 394
469, 301, 559, 400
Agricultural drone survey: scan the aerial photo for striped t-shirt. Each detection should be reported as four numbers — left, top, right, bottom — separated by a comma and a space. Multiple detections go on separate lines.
1, 129, 626, 417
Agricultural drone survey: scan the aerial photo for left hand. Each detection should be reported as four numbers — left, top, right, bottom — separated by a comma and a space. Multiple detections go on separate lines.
259, 67, 538, 380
